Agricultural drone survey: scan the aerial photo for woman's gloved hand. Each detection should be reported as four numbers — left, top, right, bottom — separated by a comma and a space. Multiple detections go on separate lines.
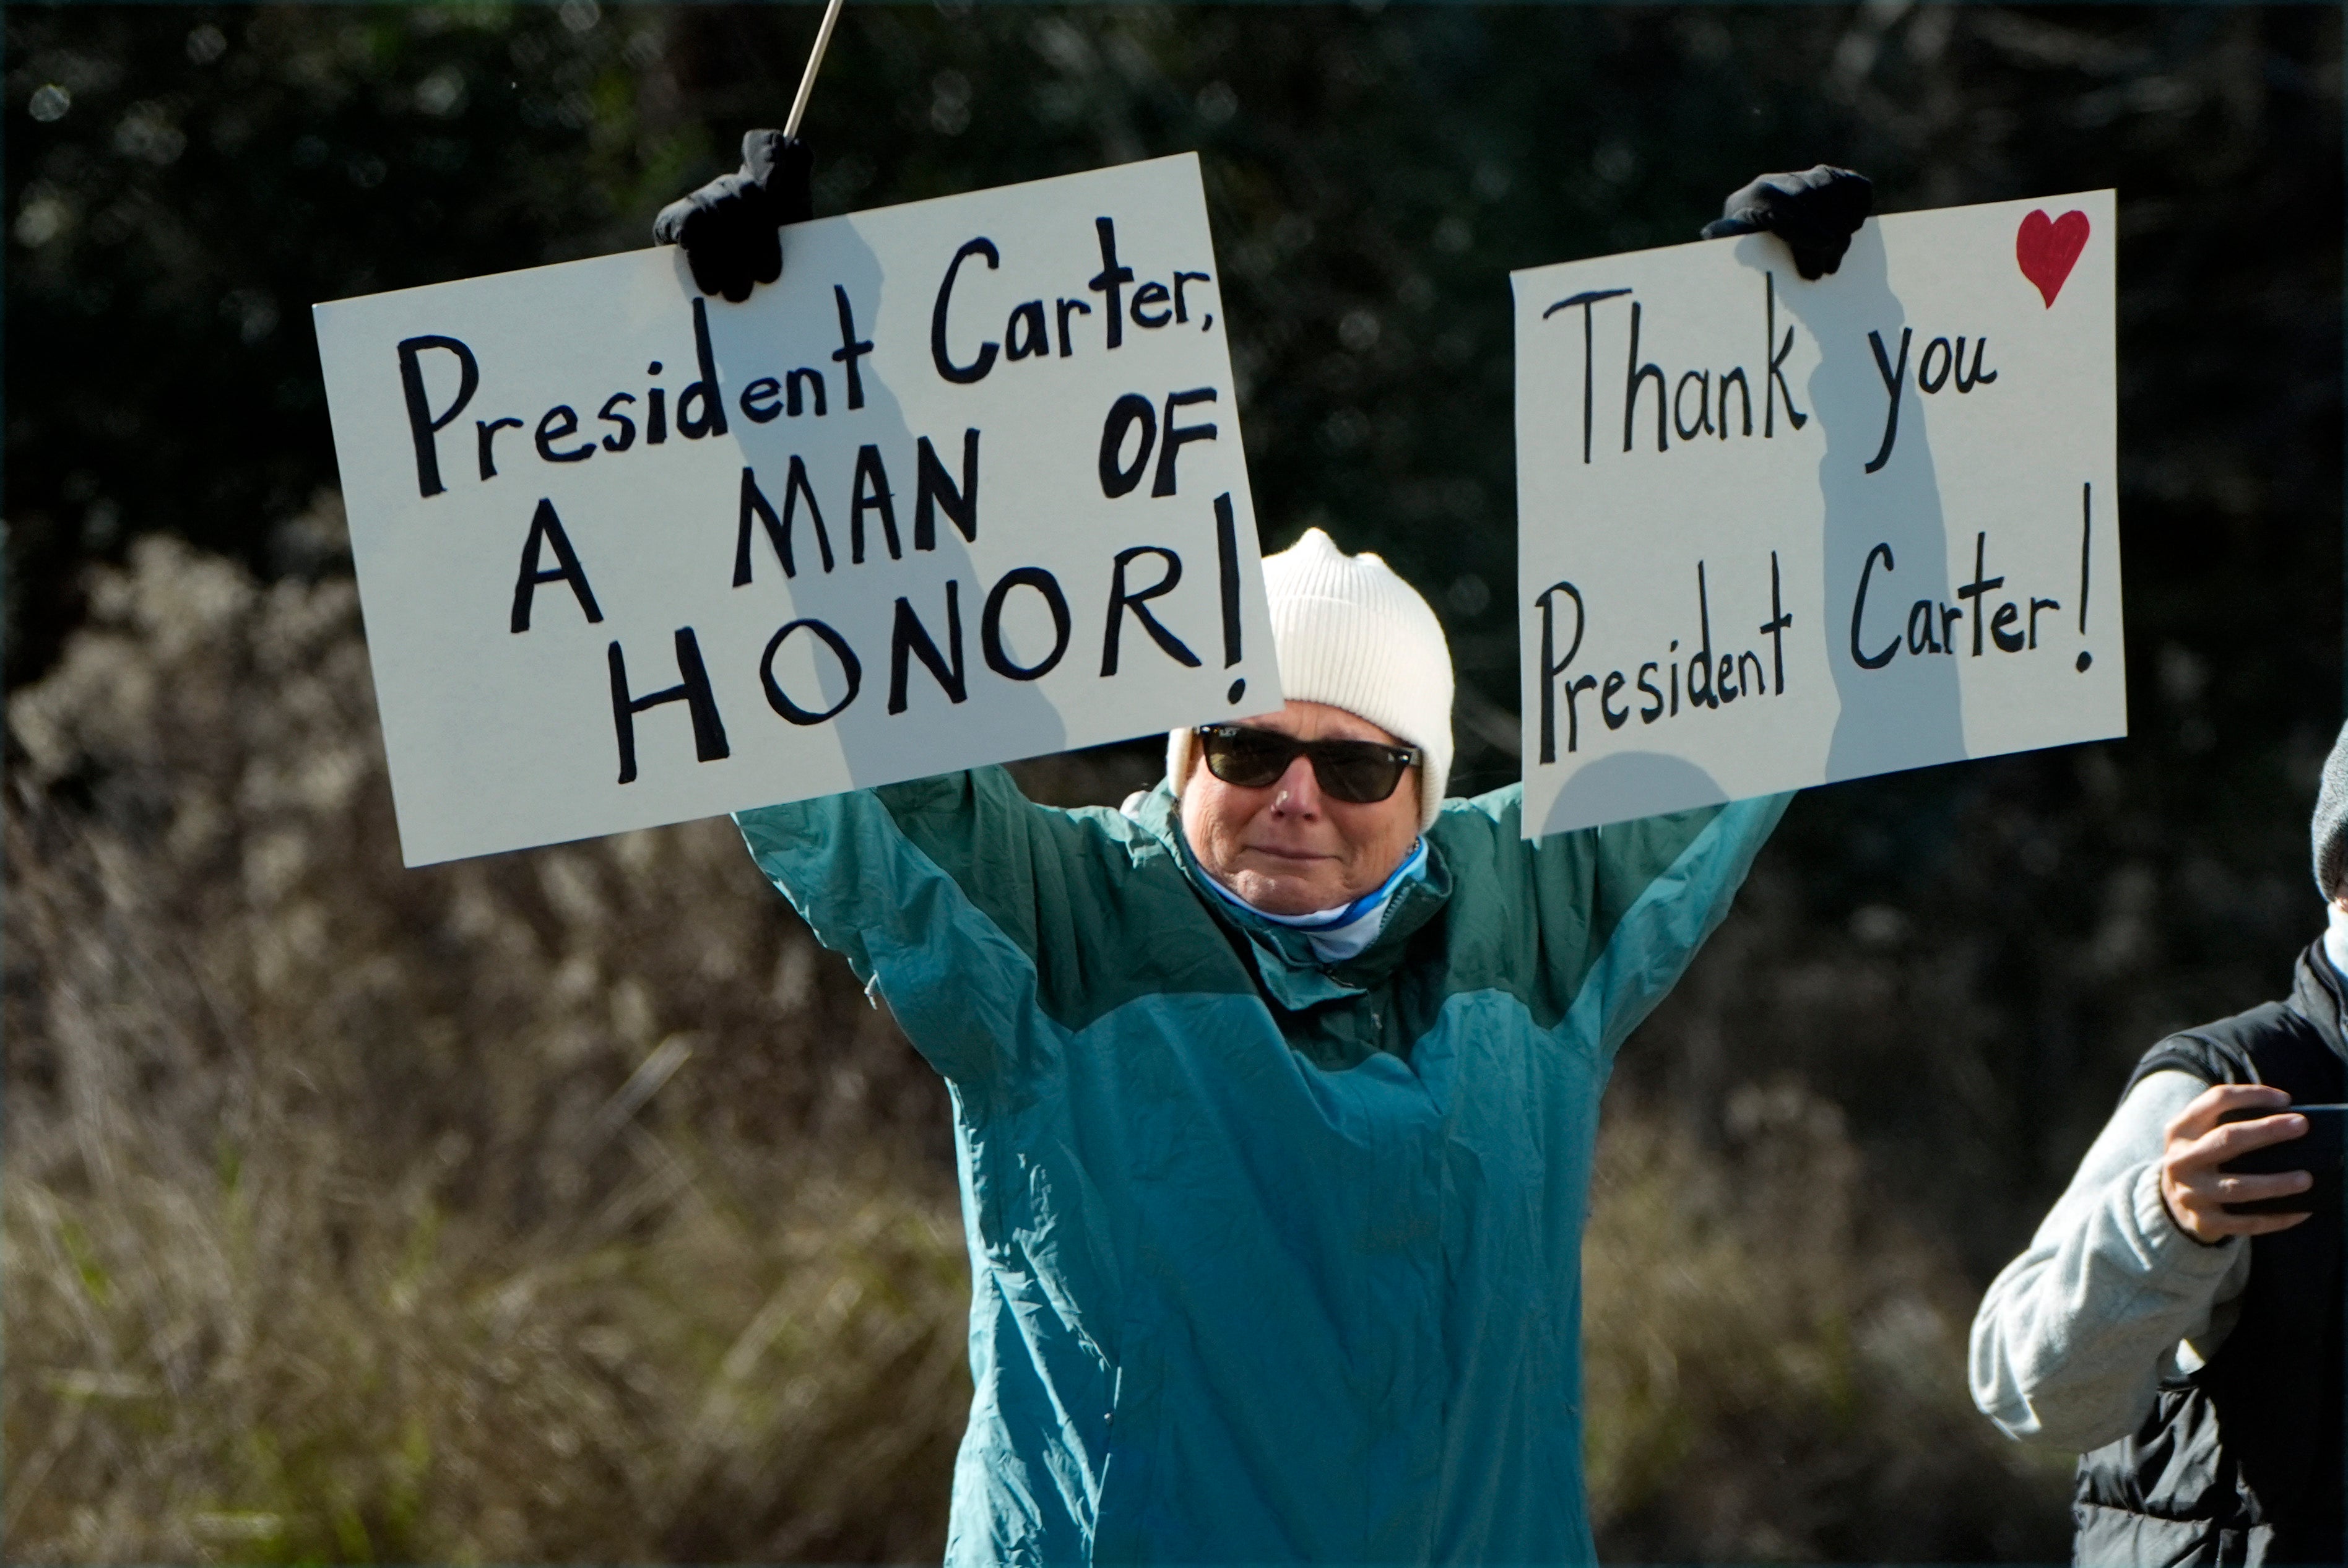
1700, 166, 1874, 280
652, 129, 815, 302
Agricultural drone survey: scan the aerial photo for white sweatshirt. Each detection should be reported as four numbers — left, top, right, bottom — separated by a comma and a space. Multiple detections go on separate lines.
1973, 922, 2348, 1450
1967, 1068, 2250, 1450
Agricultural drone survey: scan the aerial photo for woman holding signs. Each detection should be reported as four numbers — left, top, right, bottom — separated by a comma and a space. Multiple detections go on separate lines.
662, 146, 1870, 1564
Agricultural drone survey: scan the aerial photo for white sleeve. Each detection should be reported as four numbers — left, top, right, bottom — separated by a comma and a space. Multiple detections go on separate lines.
1967, 1070, 2253, 1450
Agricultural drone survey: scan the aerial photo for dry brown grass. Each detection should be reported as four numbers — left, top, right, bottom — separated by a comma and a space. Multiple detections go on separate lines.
5, 530, 970, 1561
5, 528, 2069, 1562
1583, 1081, 2074, 1561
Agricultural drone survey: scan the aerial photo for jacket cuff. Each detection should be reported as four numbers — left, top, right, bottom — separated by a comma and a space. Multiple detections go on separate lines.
2132, 1161, 2242, 1267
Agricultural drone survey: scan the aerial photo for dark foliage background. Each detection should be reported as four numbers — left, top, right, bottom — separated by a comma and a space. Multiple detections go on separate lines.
5, 4, 2339, 1560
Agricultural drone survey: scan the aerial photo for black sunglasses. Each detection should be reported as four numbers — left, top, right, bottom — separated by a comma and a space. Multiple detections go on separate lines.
1193, 724, 1422, 805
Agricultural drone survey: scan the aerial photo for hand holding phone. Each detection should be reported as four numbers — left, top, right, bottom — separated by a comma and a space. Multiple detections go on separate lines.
2159, 1083, 2333, 1242
2217, 1101, 2344, 1216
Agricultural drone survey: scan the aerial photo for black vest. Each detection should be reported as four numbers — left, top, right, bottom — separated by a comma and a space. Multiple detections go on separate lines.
2073, 945, 2347, 1566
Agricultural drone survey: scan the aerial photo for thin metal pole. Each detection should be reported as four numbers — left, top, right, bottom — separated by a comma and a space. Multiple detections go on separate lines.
784, 0, 845, 140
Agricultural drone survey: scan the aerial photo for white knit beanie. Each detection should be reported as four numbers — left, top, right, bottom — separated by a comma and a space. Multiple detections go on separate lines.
1167, 527, 1454, 831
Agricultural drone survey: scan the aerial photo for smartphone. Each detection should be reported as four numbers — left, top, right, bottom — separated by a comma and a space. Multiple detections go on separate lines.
2218, 1102, 2346, 1215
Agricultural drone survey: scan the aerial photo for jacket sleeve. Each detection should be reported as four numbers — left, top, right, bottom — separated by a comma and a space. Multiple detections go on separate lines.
1967, 1070, 2251, 1449
734, 768, 1150, 1089
1578, 790, 1791, 1060
1444, 785, 1791, 1061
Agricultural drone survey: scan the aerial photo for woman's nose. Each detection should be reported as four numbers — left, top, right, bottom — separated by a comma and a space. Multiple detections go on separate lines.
1270, 753, 1322, 816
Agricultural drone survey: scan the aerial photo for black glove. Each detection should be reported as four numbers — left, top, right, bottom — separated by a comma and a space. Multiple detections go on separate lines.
1700, 166, 1874, 280
652, 130, 815, 303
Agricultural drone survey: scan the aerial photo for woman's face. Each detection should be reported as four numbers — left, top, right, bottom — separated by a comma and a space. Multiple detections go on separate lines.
1179, 700, 1422, 917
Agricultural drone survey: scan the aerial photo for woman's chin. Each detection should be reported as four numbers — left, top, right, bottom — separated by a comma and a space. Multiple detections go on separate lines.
1229, 868, 1343, 917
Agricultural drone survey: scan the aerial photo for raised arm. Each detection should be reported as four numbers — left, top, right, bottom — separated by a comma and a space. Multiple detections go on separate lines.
736, 769, 1221, 1090
737, 771, 1088, 1086
1436, 784, 1790, 1062
1574, 791, 1791, 1059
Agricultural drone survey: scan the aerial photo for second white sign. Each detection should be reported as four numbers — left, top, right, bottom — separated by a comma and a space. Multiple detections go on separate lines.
1513, 191, 2125, 839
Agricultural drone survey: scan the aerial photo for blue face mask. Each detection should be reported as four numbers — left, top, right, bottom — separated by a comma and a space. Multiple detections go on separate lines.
1197, 837, 1430, 963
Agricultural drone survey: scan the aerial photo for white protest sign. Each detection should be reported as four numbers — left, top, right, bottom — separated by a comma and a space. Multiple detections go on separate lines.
1513, 192, 2122, 839
315, 154, 1276, 866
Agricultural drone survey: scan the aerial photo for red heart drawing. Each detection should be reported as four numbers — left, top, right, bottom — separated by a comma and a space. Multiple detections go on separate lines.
2016, 209, 2090, 308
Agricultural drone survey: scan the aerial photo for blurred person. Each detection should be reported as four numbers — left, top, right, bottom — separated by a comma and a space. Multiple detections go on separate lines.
662, 149, 1871, 1564
1970, 724, 2348, 1564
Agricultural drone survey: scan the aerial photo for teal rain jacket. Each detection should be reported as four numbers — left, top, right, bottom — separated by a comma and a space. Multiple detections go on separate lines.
738, 769, 1787, 1566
